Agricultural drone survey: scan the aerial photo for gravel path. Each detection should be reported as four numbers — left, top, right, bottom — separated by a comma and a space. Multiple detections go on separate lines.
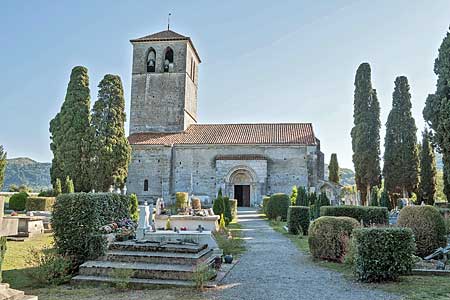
209, 208, 399, 300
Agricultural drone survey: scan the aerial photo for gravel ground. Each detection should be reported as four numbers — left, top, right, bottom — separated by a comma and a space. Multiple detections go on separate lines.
208, 208, 400, 300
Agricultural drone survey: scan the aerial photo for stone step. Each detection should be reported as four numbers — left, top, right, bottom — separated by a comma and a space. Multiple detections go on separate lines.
109, 241, 207, 254
19, 296, 38, 300
72, 275, 194, 287
0, 287, 25, 300
104, 248, 213, 265
79, 260, 196, 281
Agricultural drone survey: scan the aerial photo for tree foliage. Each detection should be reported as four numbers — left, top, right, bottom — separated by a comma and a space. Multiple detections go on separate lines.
50, 66, 93, 192
63, 176, 74, 194
379, 189, 392, 211
423, 28, 450, 201
91, 75, 131, 191
351, 63, 381, 205
54, 178, 62, 196
0, 146, 6, 191
328, 153, 340, 184
418, 129, 437, 205
295, 186, 308, 206
383, 76, 419, 198
369, 187, 379, 207
290, 185, 298, 205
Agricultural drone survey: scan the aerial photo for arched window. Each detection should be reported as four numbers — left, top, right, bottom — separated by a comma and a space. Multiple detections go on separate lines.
147, 49, 156, 73
144, 179, 149, 191
164, 47, 174, 72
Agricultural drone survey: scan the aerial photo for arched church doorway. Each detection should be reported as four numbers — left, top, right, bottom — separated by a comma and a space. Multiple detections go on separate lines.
228, 168, 254, 207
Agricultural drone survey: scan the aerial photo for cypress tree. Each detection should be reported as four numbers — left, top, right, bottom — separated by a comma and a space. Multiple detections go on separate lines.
379, 189, 391, 211
290, 186, 298, 205
63, 176, 75, 194
91, 75, 131, 191
328, 153, 340, 184
418, 129, 437, 205
54, 178, 62, 196
0, 146, 6, 191
50, 66, 93, 192
423, 28, 450, 201
383, 76, 419, 198
351, 63, 381, 205
295, 186, 308, 206
369, 187, 379, 206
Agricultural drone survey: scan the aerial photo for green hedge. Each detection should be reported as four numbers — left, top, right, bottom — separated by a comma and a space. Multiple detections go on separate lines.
397, 205, 447, 257
262, 196, 270, 214
26, 197, 56, 211
353, 227, 415, 282
320, 205, 388, 225
229, 199, 238, 221
266, 193, 290, 221
52, 193, 130, 266
287, 206, 310, 235
9, 192, 29, 211
308, 216, 360, 262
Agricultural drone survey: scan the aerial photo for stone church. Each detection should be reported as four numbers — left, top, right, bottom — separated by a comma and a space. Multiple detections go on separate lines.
126, 29, 325, 206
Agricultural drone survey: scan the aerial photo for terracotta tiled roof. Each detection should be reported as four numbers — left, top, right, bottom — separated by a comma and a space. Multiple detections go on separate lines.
215, 154, 267, 160
128, 123, 318, 146
130, 29, 201, 62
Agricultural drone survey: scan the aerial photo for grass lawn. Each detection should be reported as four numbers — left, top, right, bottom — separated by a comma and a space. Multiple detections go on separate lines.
268, 219, 450, 300
2, 221, 246, 300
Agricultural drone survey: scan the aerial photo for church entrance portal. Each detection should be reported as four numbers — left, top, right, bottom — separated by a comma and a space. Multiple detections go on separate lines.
234, 185, 250, 207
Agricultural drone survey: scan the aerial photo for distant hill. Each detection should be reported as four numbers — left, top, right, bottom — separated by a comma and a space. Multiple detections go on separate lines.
324, 164, 355, 186
2, 157, 52, 192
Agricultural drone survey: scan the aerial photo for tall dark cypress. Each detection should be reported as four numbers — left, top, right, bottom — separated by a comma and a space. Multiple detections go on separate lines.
418, 129, 437, 205
328, 153, 340, 184
91, 75, 131, 191
351, 63, 381, 205
50, 66, 93, 192
383, 76, 419, 198
423, 28, 450, 201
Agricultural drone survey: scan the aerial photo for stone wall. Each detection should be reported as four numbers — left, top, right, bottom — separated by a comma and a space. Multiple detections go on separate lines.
127, 143, 323, 205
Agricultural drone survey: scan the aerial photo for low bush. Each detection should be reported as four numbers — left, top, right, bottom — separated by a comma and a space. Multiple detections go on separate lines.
52, 193, 130, 266
9, 192, 29, 211
25, 197, 56, 211
25, 246, 72, 286
229, 199, 238, 221
266, 193, 290, 221
437, 207, 450, 219
397, 205, 447, 257
223, 196, 232, 225
287, 206, 310, 235
38, 189, 56, 197
320, 205, 388, 225
353, 227, 415, 282
308, 216, 360, 262
262, 196, 270, 214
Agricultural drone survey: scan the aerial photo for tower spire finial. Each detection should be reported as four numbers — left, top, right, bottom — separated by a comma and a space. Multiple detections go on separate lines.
167, 13, 171, 30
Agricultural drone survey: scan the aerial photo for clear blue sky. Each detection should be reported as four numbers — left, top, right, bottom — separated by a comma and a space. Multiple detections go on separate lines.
1, 0, 449, 168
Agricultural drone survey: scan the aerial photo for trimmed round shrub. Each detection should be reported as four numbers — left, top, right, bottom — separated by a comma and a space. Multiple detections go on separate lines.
320, 205, 388, 225
9, 192, 29, 211
287, 206, 310, 235
262, 196, 270, 214
397, 205, 447, 257
52, 193, 130, 266
175, 192, 188, 209
353, 227, 415, 282
266, 193, 290, 221
308, 216, 361, 262
25, 197, 56, 211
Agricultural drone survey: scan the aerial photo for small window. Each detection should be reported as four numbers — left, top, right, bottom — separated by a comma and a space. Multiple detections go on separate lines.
144, 179, 149, 192
164, 47, 174, 72
147, 49, 156, 72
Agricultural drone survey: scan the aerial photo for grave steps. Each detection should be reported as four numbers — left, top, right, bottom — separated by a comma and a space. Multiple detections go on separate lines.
72, 240, 219, 286
0, 284, 37, 300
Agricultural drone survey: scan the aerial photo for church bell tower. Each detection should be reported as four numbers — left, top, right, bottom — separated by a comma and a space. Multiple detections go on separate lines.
129, 29, 201, 134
